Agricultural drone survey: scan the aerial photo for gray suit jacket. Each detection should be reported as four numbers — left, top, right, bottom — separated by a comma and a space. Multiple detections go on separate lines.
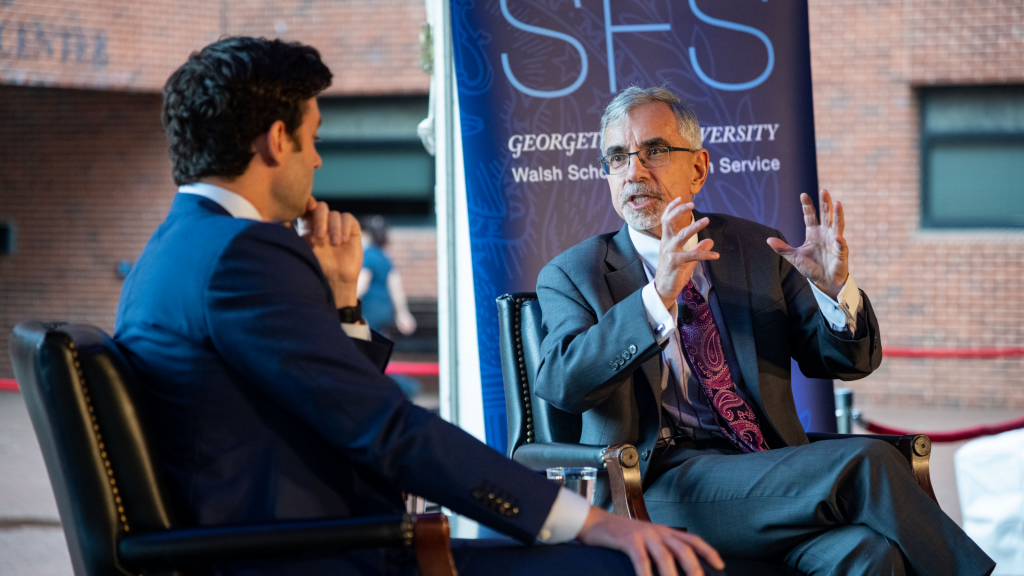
535, 212, 882, 478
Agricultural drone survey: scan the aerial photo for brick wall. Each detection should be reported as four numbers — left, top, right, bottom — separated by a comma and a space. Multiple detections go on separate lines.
808, 0, 1024, 408
0, 85, 175, 378
0, 0, 432, 379
0, 0, 429, 95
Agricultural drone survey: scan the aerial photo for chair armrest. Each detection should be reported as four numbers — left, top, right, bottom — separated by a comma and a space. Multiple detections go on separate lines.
118, 513, 457, 576
512, 443, 651, 521
807, 432, 936, 503
601, 445, 651, 522
511, 442, 608, 469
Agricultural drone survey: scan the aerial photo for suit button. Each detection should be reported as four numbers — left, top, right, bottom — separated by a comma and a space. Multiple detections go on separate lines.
641, 449, 650, 460
621, 350, 631, 360
629, 344, 637, 354
609, 361, 618, 370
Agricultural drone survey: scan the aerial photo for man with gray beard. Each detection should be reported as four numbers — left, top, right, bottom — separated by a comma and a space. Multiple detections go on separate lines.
534, 86, 993, 576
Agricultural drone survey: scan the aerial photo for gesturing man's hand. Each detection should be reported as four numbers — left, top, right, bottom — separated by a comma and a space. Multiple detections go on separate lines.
296, 197, 363, 308
653, 198, 719, 309
766, 189, 848, 300
577, 507, 725, 576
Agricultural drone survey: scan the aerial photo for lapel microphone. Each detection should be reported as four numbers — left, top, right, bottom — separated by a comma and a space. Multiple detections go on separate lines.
679, 304, 693, 326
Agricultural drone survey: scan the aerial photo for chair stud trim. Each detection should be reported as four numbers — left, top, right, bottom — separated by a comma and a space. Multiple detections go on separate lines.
514, 296, 536, 444
67, 340, 131, 533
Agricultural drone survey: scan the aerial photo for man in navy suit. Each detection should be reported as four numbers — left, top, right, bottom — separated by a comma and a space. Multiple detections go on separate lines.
114, 38, 725, 576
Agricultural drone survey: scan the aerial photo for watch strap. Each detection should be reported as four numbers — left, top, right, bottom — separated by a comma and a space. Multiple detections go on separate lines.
337, 300, 362, 324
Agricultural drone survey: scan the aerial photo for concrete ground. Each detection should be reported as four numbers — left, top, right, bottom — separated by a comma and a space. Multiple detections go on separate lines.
1, 390, 1020, 575
0, 391, 68, 576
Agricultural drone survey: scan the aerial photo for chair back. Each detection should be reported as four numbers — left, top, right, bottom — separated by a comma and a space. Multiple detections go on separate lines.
9, 321, 176, 576
496, 293, 582, 458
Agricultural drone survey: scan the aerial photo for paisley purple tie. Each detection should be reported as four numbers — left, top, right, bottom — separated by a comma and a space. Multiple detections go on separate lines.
677, 281, 770, 453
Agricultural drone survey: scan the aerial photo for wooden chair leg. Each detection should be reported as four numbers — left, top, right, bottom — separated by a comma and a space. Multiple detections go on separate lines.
413, 513, 458, 576
602, 445, 651, 522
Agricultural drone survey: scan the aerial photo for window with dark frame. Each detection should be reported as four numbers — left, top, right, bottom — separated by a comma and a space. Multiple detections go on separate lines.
920, 85, 1024, 228
312, 96, 435, 224
0, 222, 12, 255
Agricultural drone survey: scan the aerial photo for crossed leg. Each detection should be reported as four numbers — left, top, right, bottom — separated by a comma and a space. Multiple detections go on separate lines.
641, 437, 993, 576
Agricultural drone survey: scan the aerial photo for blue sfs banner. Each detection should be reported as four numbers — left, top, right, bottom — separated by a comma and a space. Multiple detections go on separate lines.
452, 0, 826, 452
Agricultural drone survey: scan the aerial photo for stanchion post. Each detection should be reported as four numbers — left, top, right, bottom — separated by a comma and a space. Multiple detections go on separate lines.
835, 388, 855, 434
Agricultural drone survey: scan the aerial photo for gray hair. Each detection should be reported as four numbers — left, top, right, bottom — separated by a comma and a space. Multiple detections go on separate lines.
599, 86, 702, 153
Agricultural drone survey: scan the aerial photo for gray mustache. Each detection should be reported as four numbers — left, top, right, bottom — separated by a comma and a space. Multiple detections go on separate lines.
620, 181, 665, 204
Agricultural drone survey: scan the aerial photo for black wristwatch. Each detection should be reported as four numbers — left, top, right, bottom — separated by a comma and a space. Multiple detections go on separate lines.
337, 300, 362, 324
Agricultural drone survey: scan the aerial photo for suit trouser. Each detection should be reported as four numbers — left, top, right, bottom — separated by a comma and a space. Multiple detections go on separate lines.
641, 437, 995, 576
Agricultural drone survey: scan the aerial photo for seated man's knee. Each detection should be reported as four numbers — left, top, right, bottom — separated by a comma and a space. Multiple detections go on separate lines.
844, 437, 906, 470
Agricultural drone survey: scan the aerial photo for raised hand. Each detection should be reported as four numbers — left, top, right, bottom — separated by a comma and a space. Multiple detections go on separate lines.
577, 506, 725, 576
766, 189, 849, 300
296, 197, 363, 308
654, 198, 719, 309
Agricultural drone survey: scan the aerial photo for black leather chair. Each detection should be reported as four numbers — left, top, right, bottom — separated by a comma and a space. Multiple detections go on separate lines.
497, 293, 937, 575
9, 321, 457, 576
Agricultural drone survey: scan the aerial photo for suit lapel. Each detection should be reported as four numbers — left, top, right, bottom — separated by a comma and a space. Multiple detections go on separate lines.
604, 226, 663, 399
698, 213, 764, 410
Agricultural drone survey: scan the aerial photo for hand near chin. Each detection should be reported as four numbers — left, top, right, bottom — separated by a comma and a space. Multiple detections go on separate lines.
766, 189, 849, 300
653, 198, 719, 309
296, 197, 363, 308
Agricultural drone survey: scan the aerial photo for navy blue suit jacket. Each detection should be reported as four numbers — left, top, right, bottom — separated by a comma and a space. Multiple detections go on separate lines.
114, 194, 559, 572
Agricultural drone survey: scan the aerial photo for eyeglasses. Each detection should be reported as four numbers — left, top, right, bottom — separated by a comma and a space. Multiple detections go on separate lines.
600, 146, 698, 175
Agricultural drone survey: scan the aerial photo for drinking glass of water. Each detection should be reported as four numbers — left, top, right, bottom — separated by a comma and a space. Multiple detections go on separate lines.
546, 467, 598, 503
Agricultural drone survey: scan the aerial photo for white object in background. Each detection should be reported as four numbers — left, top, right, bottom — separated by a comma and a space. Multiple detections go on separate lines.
956, 428, 1024, 575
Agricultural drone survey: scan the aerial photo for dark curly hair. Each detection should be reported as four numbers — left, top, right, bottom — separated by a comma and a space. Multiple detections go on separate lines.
162, 37, 333, 185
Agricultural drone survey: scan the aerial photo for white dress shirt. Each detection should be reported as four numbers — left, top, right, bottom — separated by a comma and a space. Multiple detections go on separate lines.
179, 184, 591, 542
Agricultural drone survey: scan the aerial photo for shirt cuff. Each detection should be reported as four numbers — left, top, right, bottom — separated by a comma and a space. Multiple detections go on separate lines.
808, 275, 863, 334
341, 322, 371, 341
536, 488, 591, 544
642, 281, 676, 344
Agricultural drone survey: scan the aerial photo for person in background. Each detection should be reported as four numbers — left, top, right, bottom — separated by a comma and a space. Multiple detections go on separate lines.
358, 215, 417, 339
358, 216, 421, 398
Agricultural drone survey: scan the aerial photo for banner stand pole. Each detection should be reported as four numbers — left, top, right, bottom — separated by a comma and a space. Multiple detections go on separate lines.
427, 0, 486, 441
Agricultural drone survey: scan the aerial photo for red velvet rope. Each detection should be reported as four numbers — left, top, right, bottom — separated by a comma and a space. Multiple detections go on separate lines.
861, 415, 1024, 443
384, 362, 440, 376
883, 347, 1024, 359
0, 364, 442, 392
